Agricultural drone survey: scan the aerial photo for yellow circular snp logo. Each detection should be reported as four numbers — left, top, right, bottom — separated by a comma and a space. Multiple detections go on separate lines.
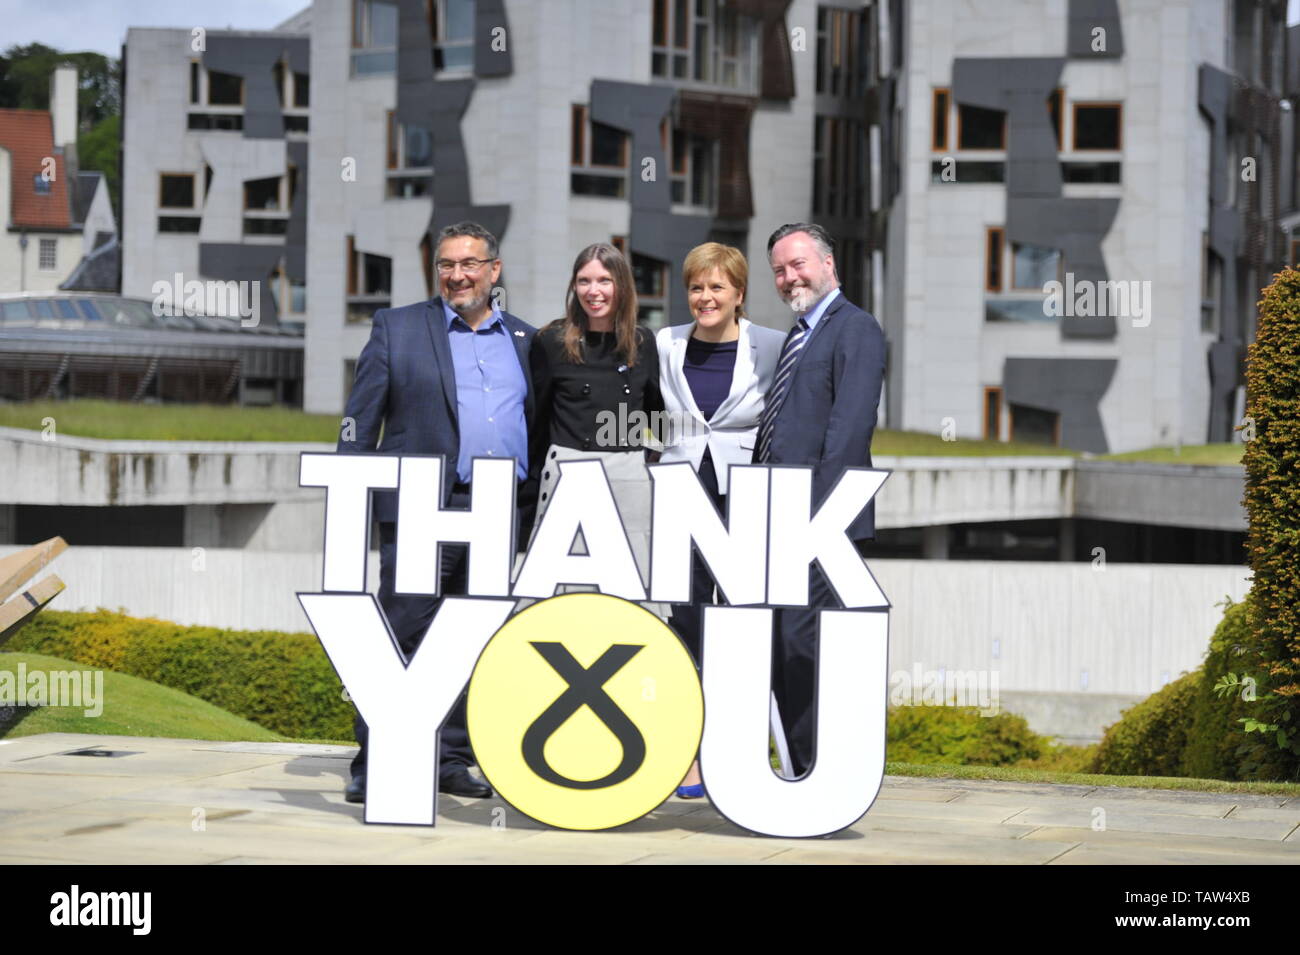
467, 593, 704, 831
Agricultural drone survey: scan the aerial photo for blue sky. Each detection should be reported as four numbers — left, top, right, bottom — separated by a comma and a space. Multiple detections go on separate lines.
0, 0, 309, 58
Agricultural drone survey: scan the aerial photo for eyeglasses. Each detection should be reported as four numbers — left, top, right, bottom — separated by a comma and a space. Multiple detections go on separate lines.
436, 258, 496, 275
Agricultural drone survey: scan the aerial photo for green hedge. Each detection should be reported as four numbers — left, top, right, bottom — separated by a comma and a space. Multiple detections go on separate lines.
5, 609, 353, 740
1091, 670, 1199, 777
887, 705, 1047, 766
1093, 600, 1299, 781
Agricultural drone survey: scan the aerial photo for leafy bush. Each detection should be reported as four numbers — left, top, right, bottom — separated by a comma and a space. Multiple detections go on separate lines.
887, 705, 1048, 766
1091, 670, 1199, 776
5, 609, 353, 740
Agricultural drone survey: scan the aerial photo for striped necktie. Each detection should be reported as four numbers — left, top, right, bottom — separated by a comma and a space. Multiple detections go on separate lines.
755, 316, 810, 462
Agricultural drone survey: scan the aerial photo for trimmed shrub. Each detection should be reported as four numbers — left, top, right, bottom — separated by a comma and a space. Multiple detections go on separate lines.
1242, 268, 1300, 774
6, 609, 353, 740
1091, 670, 1199, 777
887, 705, 1047, 766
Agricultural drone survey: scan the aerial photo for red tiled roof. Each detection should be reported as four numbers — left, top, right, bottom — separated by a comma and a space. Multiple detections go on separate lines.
0, 108, 71, 230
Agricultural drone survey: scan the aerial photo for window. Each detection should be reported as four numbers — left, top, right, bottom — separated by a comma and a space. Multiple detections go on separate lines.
1011, 243, 1061, 289
1047, 88, 1063, 148
983, 387, 1003, 441
158, 216, 201, 233
159, 174, 196, 209
816, 6, 870, 98
346, 235, 392, 322
814, 115, 867, 219
430, 0, 474, 72
651, 0, 758, 91
243, 176, 282, 211
1061, 161, 1121, 183
930, 160, 1005, 183
985, 227, 1004, 292
352, 0, 399, 75
33, 174, 51, 195
270, 264, 307, 317
190, 61, 200, 104
633, 253, 668, 328
385, 111, 433, 198
932, 88, 949, 151
38, 239, 56, 271
664, 123, 716, 211
1203, 234, 1222, 334
1010, 404, 1060, 446
570, 104, 629, 198
187, 113, 243, 132
274, 60, 310, 109
243, 175, 291, 238
1072, 103, 1121, 151
958, 104, 1005, 150
207, 70, 243, 106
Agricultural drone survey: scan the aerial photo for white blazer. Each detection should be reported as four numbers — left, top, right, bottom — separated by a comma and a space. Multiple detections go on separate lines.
656, 317, 786, 494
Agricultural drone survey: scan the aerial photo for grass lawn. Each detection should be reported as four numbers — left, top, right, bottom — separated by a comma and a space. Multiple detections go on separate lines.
1097, 443, 1244, 466
0, 400, 1249, 466
886, 761, 1300, 796
0, 399, 341, 443
0, 651, 287, 742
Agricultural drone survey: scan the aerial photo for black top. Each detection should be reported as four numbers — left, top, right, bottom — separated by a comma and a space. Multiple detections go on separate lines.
683, 337, 738, 421
529, 324, 663, 468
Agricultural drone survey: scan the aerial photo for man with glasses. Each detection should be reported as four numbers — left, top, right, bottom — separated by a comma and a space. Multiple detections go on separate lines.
338, 221, 535, 802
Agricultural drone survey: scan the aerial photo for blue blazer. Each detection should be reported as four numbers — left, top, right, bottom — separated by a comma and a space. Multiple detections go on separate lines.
337, 297, 536, 527
760, 292, 885, 541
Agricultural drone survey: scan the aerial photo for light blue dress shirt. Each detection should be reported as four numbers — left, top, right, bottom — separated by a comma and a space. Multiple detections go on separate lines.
442, 300, 528, 482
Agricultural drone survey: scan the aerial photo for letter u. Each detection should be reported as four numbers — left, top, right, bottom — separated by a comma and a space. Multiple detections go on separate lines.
699, 606, 888, 838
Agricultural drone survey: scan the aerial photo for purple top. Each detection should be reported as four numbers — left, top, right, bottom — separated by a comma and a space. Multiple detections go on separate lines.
683, 336, 738, 421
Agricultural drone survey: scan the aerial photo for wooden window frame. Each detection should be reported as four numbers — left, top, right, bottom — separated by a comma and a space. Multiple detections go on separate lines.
983, 386, 1003, 441
572, 104, 628, 171
572, 105, 586, 167
242, 175, 285, 213
158, 172, 197, 210
1290, 237, 1300, 269
1071, 101, 1123, 152
346, 235, 357, 296
932, 87, 949, 152
985, 227, 1004, 293
1009, 404, 1062, 447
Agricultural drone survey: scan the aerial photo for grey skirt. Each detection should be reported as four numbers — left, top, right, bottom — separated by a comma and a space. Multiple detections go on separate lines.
521, 444, 665, 619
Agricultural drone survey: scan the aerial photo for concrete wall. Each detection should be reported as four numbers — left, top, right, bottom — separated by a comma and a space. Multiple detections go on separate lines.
0, 429, 1249, 547
5, 545, 1249, 741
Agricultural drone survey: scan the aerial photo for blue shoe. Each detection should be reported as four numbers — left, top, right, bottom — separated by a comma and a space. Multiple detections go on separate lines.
676, 783, 705, 799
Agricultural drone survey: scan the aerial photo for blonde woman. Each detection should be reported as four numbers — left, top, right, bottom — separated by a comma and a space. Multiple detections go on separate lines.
656, 242, 784, 797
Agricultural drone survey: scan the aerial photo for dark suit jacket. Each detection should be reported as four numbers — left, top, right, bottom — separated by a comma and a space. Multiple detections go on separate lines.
337, 297, 537, 538
761, 292, 885, 541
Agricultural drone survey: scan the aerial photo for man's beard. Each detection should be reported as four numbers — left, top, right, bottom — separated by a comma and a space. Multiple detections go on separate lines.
784, 278, 831, 314
449, 287, 490, 316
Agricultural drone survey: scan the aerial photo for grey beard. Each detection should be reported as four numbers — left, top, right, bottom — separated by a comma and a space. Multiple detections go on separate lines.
451, 291, 491, 317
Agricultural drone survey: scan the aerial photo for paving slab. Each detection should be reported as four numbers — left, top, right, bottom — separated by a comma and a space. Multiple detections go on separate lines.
1, 734, 1296, 864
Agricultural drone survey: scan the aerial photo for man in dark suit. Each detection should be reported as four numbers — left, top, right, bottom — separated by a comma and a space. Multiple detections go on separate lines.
755, 222, 886, 778
337, 221, 535, 802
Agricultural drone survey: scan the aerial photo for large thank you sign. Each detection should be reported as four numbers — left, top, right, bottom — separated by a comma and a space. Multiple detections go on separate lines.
297, 454, 890, 838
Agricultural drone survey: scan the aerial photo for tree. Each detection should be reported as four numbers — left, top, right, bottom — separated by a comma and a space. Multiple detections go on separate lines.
0, 43, 120, 127
1240, 267, 1300, 779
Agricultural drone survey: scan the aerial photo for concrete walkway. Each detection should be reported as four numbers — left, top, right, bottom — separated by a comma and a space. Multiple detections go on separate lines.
1, 733, 1298, 864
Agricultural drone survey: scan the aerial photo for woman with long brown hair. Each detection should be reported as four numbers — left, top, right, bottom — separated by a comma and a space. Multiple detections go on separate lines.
528, 242, 663, 596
